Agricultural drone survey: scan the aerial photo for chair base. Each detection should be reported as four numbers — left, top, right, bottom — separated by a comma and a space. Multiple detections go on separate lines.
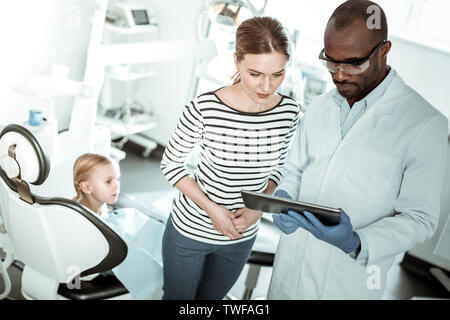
57, 273, 129, 300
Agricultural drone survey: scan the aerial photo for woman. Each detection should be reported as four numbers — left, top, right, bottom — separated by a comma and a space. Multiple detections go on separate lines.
160, 16, 300, 300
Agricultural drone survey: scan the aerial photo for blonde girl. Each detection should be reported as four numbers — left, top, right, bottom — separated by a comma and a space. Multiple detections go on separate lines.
72, 153, 164, 300
73, 153, 120, 215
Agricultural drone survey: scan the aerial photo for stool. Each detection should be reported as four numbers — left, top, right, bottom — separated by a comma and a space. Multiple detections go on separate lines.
242, 251, 274, 300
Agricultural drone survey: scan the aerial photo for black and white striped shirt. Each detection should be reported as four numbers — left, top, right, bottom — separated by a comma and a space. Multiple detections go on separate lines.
161, 90, 300, 244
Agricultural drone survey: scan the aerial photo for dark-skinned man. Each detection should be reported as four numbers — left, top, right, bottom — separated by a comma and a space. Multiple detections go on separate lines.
268, 0, 448, 299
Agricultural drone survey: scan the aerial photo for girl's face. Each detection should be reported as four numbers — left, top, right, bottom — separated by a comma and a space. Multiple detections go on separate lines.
235, 51, 288, 107
87, 162, 121, 206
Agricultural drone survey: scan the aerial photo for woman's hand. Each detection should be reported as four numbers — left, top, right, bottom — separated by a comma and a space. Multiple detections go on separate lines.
174, 177, 242, 239
204, 203, 242, 239
232, 207, 263, 233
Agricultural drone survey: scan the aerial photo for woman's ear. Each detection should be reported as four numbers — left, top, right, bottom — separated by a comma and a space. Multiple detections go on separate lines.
79, 181, 92, 195
233, 52, 239, 71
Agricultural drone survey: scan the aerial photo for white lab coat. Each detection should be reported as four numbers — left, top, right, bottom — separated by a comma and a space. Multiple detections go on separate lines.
267, 72, 449, 300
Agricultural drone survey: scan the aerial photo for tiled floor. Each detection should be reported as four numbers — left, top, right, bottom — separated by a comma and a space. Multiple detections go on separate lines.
0, 142, 447, 300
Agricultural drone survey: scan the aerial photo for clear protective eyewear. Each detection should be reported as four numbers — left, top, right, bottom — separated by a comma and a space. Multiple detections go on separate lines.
318, 40, 387, 75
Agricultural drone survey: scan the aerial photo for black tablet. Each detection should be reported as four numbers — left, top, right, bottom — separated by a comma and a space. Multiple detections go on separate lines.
241, 190, 341, 226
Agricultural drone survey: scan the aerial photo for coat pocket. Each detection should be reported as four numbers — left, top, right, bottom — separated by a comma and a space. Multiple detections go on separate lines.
326, 249, 384, 299
362, 149, 401, 205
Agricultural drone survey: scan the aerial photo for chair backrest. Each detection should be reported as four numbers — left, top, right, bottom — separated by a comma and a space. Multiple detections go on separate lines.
0, 124, 127, 298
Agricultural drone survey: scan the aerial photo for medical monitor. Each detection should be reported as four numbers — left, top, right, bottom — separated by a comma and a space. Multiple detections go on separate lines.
131, 9, 150, 25
108, 4, 156, 29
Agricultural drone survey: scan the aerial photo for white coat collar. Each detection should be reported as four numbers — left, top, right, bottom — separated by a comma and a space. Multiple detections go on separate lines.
328, 66, 396, 110
324, 70, 406, 147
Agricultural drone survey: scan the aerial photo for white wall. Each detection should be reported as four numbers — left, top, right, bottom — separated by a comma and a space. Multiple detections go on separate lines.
0, 0, 99, 131
388, 38, 450, 270
388, 36, 450, 129
409, 139, 450, 271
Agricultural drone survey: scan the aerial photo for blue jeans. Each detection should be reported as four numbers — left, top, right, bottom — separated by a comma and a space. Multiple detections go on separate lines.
162, 218, 256, 300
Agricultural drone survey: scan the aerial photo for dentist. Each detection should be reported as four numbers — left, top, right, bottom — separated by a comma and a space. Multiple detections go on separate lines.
268, 0, 448, 299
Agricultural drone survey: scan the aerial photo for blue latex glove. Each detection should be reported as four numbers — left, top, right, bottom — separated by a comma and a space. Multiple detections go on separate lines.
274, 189, 292, 200
274, 209, 360, 254
272, 189, 298, 233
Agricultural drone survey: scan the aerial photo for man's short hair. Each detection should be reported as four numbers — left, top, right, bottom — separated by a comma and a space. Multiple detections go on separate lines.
328, 0, 388, 43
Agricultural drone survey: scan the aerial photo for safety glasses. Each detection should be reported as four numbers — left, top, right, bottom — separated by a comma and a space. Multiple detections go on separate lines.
318, 40, 387, 75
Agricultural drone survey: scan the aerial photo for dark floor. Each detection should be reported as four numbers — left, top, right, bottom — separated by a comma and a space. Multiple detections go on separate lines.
1, 141, 448, 300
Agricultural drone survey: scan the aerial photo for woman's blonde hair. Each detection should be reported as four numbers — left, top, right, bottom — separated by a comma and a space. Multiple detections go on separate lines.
72, 153, 114, 202
232, 16, 291, 84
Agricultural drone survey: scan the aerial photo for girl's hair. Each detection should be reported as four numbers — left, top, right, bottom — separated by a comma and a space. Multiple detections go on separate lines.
232, 16, 290, 84
72, 153, 114, 202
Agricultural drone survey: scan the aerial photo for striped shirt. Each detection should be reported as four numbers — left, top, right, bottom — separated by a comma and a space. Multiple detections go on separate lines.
161, 90, 300, 244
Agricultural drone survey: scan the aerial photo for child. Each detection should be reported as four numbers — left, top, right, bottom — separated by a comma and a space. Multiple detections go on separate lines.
72, 153, 164, 299
73, 153, 120, 216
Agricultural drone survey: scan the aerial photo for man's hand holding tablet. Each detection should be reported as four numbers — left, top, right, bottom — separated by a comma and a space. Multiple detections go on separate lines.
242, 189, 360, 254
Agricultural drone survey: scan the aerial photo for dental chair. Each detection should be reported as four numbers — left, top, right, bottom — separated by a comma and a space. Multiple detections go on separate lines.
0, 124, 129, 300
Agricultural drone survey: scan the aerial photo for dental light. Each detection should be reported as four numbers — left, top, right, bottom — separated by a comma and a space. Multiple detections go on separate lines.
203, 0, 267, 31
